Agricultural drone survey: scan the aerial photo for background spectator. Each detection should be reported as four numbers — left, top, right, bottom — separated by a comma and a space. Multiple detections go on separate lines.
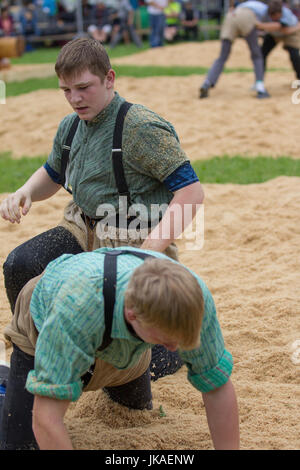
87, 1, 119, 44
0, 5, 15, 36
109, 0, 142, 48
164, 0, 181, 42
180, 0, 199, 41
18, 1, 40, 37
290, 0, 300, 19
145, 0, 168, 47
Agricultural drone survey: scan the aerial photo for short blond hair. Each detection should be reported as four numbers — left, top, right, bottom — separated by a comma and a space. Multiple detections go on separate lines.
125, 258, 204, 350
55, 37, 111, 81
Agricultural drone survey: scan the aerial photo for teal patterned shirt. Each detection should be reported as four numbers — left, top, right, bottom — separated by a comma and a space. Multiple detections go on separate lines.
26, 247, 233, 401
45, 92, 189, 218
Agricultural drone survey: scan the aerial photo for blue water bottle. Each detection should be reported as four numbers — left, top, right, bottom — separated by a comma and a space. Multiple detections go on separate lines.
0, 363, 10, 415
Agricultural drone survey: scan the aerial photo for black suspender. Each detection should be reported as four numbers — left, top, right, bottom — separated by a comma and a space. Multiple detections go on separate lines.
98, 249, 154, 351
59, 102, 133, 208
111, 102, 133, 209
81, 249, 154, 387
60, 115, 80, 193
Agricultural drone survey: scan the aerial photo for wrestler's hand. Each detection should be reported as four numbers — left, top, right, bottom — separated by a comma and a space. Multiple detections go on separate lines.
0, 189, 32, 224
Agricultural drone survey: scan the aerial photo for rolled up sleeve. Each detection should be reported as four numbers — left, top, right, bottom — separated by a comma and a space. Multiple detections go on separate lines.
26, 371, 82, 402
186, 349, 233, 393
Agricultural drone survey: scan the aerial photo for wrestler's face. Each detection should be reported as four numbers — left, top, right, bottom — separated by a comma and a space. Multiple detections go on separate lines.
59, 68, 115, 121
125, 309, 180, 352
270, 12, 282, 22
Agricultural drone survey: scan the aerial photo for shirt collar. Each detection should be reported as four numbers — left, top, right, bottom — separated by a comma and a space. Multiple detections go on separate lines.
86, 92, 124, 127
110, 289, 144, 344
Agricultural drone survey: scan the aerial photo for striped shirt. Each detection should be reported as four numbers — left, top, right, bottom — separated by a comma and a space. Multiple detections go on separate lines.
45, 92, 192, 219
238, 1, 298, 27
237, 1, 269, 21
26, 247, 233, 401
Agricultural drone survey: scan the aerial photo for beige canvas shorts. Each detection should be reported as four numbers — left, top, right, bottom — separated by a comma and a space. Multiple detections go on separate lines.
273, 30, 300, 49
4, 199, 179, 393
58, 200, 179, 261
4, 273, 151, 392
221, 8, 257, 41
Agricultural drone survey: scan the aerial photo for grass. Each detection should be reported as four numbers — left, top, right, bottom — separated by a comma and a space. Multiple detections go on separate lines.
5, 64, 291, 98
6, 76, 59, 97
10, 42, 150, 65
3, 45, 299, 190
192, 156, 300, 184
0, 154, 46, 193
5, 43, 291, 98
0, 153, 299, 193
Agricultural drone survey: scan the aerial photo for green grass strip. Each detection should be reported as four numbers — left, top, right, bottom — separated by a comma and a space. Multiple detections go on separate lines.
10, 43, 150, 65
192, 155, 300, 184
0, 154, 299, 193
5, 65, 291, 98
6, 76, 58, 97
0, 153, 46, 193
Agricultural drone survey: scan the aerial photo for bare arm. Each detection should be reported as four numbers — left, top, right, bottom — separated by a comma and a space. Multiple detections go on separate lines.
32, 395, 73, 450
280, 23, 300, 35
0, 166, 61, 223
256, 21, 282, 32
202, 379, 240, 450
141, 181, 204, 253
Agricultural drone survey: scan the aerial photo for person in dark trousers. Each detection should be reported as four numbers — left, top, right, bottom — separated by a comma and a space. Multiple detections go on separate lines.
0, 247, 239, 450
199, 1, 279, 99
257, 0, 300, 80
0, 37, 204, 413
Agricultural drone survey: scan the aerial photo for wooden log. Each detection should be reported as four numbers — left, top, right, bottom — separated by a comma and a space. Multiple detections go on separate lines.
0, 36, 25, 59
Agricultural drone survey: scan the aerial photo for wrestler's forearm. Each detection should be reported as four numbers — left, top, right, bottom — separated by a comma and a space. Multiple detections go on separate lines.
280, 23, 300, 35
34, 417, 73, 450
202, 379, 240, 450
256, 21, 281, 32
20, 166, 61, 202
33, 395, 73, 450
141, 181, 204, 253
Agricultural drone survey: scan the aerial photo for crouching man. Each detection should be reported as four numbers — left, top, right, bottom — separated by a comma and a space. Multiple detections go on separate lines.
0, 247, 239, 450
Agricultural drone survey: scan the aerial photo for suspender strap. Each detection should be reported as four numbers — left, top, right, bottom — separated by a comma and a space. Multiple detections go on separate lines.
60, 115, 80, 194
60, 102, 133, 206
98, 249, 154, 351
111, 101, 133, 208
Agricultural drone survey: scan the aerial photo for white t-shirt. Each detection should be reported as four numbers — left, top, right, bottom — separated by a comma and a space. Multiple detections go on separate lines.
145, 0, 168, 15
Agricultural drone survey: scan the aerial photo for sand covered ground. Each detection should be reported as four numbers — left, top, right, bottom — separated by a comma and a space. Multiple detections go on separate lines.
0, 63, 55, 83
1, 41, 300, 160
1, 72, 300, 160
0, 177, 299, 450
112, 38, 293, 69
0, 38, 293, 84
0, 40, 299, 450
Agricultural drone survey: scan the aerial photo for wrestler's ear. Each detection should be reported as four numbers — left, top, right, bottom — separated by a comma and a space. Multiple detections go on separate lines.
105, 69, 115, 88
124, 308, 137, 323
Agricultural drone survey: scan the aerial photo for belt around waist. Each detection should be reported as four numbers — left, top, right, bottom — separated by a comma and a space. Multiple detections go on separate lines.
81, 213, 156, 230
81, 362, 95, 388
